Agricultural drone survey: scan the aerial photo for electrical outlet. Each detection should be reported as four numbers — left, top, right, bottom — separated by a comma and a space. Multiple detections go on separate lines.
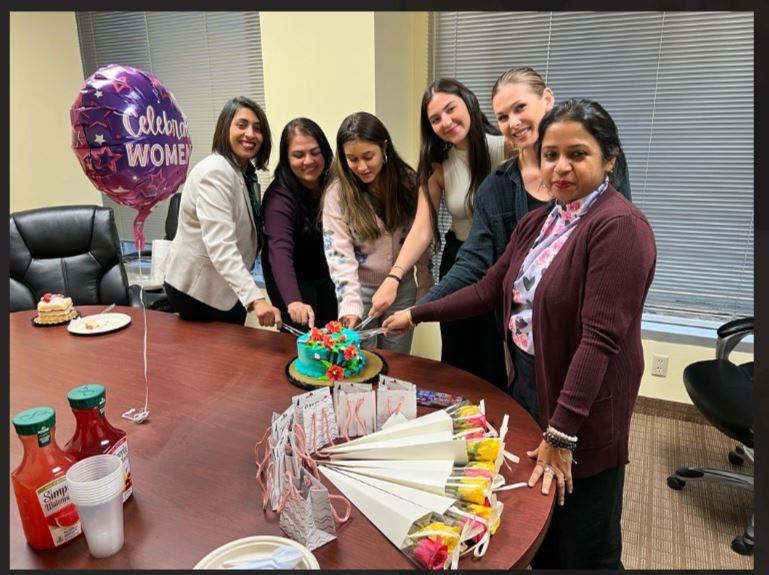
652, 354, 669, 377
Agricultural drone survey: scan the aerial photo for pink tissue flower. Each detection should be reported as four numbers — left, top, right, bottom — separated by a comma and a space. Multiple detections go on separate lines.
412, 537, 448, 570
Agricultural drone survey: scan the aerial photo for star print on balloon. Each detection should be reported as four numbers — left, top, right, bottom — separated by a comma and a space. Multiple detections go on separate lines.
70, 64, 192, 250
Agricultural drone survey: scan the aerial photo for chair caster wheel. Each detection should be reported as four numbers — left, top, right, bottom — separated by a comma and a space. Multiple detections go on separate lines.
728, 451, 745, 466
667, 476, 686, 490
731, 535, 753, 555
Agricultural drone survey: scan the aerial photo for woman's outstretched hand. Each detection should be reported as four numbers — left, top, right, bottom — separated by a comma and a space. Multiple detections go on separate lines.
251, 299, 282, 329
527, 440, 574, 506
287, 301, 315, 327
382, 308, 413, 335
369, 278, 399, 318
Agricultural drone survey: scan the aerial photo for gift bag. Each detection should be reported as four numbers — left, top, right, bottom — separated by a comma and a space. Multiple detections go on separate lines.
334, 382, 376, 439
279, 467, 339, 551
377, 376, 417, 430
292, 387, 339, 452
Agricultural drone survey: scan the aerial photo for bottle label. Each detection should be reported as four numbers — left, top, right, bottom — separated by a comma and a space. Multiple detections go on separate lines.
108, 436, 133, 501
36, 425, 52, 448
36, 476, 82, 546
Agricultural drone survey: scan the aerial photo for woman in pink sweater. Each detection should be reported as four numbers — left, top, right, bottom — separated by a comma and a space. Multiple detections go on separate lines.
321, 112, 430, 353
384, 99, 656, 568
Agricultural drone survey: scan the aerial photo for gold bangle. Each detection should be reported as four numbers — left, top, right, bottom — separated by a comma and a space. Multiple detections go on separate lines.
406, 308, 415, 328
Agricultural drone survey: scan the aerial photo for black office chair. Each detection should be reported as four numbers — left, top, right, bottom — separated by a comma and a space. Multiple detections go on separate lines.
10, 205, 143, 312
666, 316, 754, 555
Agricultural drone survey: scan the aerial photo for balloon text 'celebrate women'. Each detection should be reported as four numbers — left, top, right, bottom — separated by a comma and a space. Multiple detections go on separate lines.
70, 64, 192, 249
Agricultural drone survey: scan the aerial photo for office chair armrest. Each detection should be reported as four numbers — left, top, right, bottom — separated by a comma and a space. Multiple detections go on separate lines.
716, 316, 753, 360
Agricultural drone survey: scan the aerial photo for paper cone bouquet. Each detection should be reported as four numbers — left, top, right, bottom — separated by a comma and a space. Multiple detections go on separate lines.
319, 401, 511, 570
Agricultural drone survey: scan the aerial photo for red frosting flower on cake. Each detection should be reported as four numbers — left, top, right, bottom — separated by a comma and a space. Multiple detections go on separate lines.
308, 327, 324, 342
326, 365, 345, 381
325, 320, 342, 334
322, 334, 336, 349
343, 345, 358, 360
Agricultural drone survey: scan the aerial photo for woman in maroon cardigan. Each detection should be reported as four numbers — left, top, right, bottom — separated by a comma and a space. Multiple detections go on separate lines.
384, 99, 656, 569
262, 118, 336, 329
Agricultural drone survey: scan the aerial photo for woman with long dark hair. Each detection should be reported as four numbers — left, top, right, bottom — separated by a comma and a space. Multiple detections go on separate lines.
262, 118, 336, 329
368, 78, 508, 384
164, 96, 281, 327
321, 111, 427, 352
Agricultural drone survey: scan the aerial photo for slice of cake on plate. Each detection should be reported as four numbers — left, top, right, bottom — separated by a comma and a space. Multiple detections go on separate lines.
35, 293, 78, 324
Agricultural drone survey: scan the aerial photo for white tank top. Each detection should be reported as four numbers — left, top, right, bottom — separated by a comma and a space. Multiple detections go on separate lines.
444, 133, 505, 241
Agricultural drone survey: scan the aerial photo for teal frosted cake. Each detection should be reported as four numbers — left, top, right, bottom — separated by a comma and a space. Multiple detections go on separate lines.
296, 321, 366, 381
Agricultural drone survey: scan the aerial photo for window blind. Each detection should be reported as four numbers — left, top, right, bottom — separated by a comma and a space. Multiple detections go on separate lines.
429, 11, 753, 322
75, 11, 267, 248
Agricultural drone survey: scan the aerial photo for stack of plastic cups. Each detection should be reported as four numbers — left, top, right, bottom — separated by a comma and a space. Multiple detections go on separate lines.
65, 454, 125, 558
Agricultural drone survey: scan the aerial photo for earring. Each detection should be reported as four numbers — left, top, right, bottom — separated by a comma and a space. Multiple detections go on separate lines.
384, 150, 388, 164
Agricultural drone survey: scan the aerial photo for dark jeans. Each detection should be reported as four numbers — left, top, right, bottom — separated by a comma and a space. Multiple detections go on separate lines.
510, 344, 541, 427
164, 282, 247, 325
510, 339, 626, 569
263, 272, 337, 332
439, 231, 508, 390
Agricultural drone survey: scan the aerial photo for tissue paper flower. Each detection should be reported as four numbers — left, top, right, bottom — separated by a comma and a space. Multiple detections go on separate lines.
412, 537, 448, 570
445, 476, 491, 505
466, 437, 501, 462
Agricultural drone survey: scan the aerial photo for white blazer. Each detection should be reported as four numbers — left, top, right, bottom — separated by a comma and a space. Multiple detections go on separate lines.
164, 153, 264, 311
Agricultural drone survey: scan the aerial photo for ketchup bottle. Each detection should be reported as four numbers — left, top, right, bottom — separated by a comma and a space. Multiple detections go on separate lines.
11, 407, 82, 550
63, 384, 133, 502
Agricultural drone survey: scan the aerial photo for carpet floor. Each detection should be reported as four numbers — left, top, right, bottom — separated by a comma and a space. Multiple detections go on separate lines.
622, 397, 754, 569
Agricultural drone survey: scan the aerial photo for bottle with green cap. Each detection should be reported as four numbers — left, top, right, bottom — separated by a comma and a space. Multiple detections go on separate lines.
63, 384, 133, 501
12, 406, 82, 550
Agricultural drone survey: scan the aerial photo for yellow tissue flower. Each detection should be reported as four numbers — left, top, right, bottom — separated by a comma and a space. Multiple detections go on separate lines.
467, 438, 501, 462
414, 521, 462, 554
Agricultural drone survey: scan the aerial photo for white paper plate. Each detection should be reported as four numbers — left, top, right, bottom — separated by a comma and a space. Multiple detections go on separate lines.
68, 313, 132, 335
193, 535, 320, 569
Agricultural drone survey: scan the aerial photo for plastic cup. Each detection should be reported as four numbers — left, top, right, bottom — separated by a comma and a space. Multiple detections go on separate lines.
66, 454, 125, 558
150, 239, 171, 282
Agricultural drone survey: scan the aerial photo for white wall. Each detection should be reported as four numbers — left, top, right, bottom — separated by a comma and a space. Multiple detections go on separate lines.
9, 12, 101, 212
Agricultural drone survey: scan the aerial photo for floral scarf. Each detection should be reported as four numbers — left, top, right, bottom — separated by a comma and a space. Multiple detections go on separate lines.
509, 180, 609, 354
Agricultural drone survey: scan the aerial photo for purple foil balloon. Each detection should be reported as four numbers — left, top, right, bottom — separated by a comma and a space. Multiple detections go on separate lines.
70, 64, 192, 250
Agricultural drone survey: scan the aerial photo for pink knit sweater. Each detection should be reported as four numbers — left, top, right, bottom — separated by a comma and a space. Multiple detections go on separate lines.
322, 180, 430, 319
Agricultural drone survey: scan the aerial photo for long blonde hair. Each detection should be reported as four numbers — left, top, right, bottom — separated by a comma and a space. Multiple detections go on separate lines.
324, 112, 417, 243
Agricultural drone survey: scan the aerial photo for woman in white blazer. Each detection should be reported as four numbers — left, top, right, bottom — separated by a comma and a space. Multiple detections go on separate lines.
164, 96, 282, 327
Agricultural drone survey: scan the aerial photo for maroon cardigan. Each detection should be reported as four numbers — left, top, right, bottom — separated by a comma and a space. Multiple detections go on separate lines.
412, 187, 656, 478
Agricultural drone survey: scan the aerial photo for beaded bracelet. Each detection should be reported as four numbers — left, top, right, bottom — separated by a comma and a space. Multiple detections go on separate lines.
386, 274, 402, 283
543, 425, 578, 451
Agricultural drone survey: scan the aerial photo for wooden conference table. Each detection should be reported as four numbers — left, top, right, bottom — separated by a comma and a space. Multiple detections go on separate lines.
10, 306, 553, 570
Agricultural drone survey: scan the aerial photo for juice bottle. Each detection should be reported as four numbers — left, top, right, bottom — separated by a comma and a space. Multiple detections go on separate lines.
63, 384, 133, 501
11, 407, 82, 550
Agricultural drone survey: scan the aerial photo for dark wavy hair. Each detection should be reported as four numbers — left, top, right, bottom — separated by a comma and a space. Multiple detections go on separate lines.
273, 117, 333, 192
211, 96, 272, 171
265, 117, 333, 237
535, 98, 629, 192
326, 112, 417, 242
418, 78, 500, 247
